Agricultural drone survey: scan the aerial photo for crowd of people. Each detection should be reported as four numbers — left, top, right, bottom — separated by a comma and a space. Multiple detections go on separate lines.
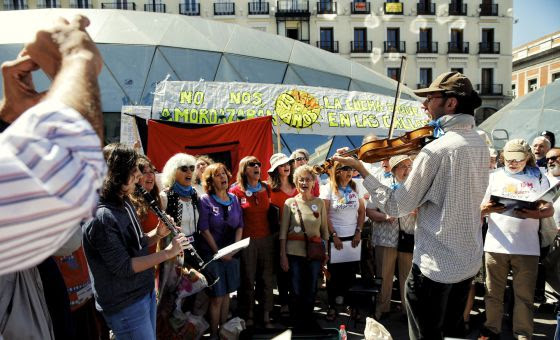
1, 15, 560, 340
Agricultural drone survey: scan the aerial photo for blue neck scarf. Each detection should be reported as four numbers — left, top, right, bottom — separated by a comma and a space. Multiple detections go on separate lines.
246, 181, 262, 193
212, 193, 234, 206
504, 165, 542, 180
427, 117, 445, 138
338, 185, 352, 203
173, 182, 194, 197
383, 171, 392, 178
390, 182, 402, 190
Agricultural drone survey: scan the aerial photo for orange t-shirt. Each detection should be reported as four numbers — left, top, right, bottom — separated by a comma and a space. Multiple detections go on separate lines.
54, 248, 92, 311
230, 184, 270, 239
270, 188, 297, 217
141, 210, 159, 254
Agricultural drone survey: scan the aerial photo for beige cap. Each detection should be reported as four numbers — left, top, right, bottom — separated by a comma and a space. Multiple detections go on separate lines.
413, 71, 482, 109
503, 139, 530, 161
268, 153, 291, 173
389, 155, 411, 171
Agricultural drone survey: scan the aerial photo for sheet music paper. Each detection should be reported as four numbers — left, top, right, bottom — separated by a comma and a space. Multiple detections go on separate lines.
213, 237, 250, 260
329, 240, 361, 263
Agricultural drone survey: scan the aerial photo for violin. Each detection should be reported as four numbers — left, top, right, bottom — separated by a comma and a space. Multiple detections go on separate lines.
313, 125, 435, 174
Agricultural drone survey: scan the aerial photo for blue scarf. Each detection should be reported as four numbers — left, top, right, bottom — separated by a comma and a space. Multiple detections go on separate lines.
390, 182, 402, 190
338, 185, 352, 203
246, 182, 262, 194
212, 193, 234, 206
504, 166, 542, 180
383, 171, 392, 178
427, 118, 445, 138
173, 182, 194, 197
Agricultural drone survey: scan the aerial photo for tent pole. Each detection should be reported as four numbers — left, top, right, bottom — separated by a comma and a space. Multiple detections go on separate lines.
275, 113, 282, 152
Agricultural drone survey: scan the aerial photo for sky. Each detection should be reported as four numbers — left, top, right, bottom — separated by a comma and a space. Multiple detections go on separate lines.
513, 0, 560, 47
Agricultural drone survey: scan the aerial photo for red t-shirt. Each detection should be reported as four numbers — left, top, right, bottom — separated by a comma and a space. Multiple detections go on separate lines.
54, 248, 92, 311
270, 188, 297, 217
230, 184, 270, 239
141, 210, 159, 254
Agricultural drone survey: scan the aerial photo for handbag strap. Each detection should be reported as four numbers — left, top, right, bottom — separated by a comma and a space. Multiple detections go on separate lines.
294, 200, 309, 243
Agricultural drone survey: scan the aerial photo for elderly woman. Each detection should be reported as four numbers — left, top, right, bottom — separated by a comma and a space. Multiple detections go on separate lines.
267, 153, 297, 317
290, 148, 320, 197
321, 161, 365, 321
194, 155, 214, 195
280, 165, 329, 325
367, 155, 416, 320
479, 139, 554, 340
82, 145, 188, 339
198, 163, 243, 338
229, 156, 274, 328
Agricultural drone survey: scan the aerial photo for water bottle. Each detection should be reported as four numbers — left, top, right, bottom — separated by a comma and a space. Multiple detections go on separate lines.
339, 324, 347, 340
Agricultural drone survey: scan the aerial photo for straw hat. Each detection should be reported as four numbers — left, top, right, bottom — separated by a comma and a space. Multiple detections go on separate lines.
268, 153, 291, 173
503, 139, 530, 161
389, 155, 411, 171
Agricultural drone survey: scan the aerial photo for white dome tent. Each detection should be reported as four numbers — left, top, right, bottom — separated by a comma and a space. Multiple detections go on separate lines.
0, 9, 422, 154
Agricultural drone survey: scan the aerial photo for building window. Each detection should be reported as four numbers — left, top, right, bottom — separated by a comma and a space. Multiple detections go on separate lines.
552, 72, 560, 82
318, 27, 337, 52
352, 28, 369, 53
387, 68, 401, 81
511, 83, 517, 98
481, 68, 494, 94
419, 68, 432, 88
418, 28, 433, 53
528, 78, 538, 92
480, 28, 499, 53
385, 28, 404, 52
451, 67, 463, 74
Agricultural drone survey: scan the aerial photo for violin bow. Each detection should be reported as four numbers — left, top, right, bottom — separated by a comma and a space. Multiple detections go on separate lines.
387, 56, 408, 139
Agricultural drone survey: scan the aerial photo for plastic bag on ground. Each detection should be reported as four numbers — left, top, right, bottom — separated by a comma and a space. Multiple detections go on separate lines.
364, 316, 392, 340
219, 317, 246, 340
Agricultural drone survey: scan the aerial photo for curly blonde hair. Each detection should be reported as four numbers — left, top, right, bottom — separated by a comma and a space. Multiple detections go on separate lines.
161, 153, 196, 189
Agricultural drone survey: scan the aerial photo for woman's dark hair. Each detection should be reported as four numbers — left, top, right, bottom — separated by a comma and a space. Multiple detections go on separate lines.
130, 155, 161, 220
102, 144, 139, 205
267, 163, 295, 191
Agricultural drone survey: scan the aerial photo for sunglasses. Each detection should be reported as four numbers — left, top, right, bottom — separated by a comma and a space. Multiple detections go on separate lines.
425, 95, 446, 104
178, 165, 195, 172
547, 156, 559, 163
295, 157, 307, 162
248, 161, 261, 168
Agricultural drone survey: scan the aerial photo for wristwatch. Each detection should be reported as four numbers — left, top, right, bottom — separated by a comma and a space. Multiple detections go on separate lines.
330, 231, 338, 239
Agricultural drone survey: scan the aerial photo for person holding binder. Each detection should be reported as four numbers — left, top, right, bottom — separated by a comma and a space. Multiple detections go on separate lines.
320, 161, 365, 321
479, 139, 554, 340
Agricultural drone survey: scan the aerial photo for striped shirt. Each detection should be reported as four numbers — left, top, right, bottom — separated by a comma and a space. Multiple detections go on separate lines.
0, 100, 105, 275
363, 114, 489, 283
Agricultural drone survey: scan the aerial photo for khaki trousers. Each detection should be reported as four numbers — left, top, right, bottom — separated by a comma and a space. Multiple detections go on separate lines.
375, 246, 398, 313
484, 252, 539, 339
397, 251, 413, 311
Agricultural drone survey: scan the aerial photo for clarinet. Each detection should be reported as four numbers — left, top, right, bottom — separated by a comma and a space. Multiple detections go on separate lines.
135, 184, 205, 269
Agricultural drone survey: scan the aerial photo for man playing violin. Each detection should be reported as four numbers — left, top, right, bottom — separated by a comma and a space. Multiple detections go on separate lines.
334, 71, 489, 340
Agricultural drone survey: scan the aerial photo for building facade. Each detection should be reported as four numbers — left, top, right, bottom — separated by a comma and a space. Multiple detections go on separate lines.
1, 0, 513, 123
512, 30, 560, 99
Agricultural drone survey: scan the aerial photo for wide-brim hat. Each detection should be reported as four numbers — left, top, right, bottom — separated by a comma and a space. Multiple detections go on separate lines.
268, 153, 291, 173
413, 71, 482, 109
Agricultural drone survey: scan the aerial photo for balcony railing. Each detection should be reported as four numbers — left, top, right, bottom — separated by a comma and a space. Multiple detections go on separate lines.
248, 1, 269, 15
276, 0, 309, 14
479, 3, 498, 16
101, 2, 136, 10
144, 3, 165, 12
417, 41, 438, 53
448, 41, 469, 53
477, 84, 503, 96
448, 3, 466, 15
417, 2, 435, 15
179, 3, 200, 15
3, 3, 29, 9
351, 1, 370, 14
36, 2, 61, 8
479, 42, 500, 54
214, 2, 235, 15
350, 41, 372, 53
70, 1, 93, 8
317, 1, 336, 14
417, 83, 430, 89
384, 41, 406, 53
316, 41, 339, 53
383, 1, 403, 15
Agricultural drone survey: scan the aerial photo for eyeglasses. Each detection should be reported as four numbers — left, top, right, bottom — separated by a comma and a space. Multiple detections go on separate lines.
396, 164, 413, 170
295, 157, 308, 162
504, 158, 527, 164
338, 166, 354, 171
298, 177, 314, 183
425, 94, 446, 104
547, 156, 559, 163
248, 161, 261, 168
178, 165, 195, 172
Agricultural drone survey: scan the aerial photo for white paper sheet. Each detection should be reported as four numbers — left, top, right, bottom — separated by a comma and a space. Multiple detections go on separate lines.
213, 237, 250, 260
329, 240, 361, 263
